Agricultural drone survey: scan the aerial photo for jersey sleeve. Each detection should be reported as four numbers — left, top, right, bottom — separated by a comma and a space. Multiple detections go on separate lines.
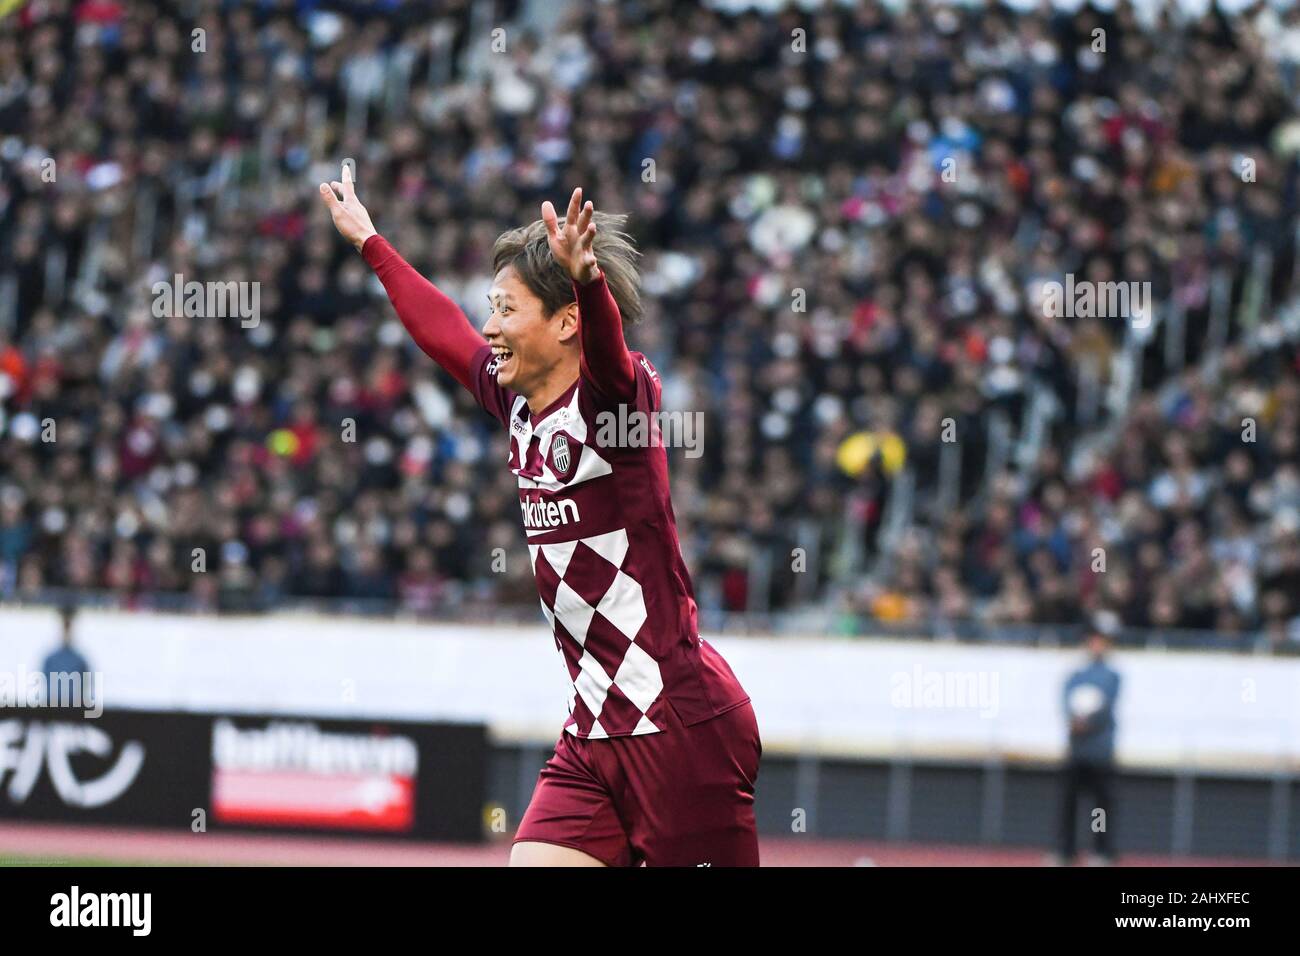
361, 234, 485, 393
629, 350, 662, 416
574, 271, 637, 410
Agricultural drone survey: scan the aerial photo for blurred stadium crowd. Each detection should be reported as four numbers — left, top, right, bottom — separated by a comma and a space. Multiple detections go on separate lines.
0, 0, 1298, 647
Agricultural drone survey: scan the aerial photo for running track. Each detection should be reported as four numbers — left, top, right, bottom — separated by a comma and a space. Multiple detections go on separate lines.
0, 823, 1280, 866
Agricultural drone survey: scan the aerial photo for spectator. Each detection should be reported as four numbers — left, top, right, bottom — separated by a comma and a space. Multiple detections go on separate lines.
0, 1, 1295, 642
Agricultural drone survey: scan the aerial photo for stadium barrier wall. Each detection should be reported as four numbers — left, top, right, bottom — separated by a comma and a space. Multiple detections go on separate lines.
0, 706, 488, 841
1, 606, 1296, 774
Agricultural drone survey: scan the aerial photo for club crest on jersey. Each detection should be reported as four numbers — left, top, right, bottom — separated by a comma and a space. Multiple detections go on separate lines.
551, 433, 573, 476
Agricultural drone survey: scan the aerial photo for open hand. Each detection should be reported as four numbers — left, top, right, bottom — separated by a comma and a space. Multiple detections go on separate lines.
541, 187, 600, 285
319, 163, 377, 252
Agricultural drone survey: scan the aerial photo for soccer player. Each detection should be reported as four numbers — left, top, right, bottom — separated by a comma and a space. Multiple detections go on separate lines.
321, 167, 761, 867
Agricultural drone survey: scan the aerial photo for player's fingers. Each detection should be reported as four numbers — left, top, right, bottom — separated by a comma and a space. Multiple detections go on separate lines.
577, 200, 594, 234
541, 201, 559, 240
341, 162, 357, 201
581, 221, 596, 250
319, 183, 342, 210
565, 187, 582, 230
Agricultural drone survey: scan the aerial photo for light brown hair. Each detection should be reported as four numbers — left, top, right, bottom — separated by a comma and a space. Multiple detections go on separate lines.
492, 211, 643, 325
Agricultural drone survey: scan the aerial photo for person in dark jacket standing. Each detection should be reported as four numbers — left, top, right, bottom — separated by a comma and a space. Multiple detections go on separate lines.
1057, 628, 1121, 864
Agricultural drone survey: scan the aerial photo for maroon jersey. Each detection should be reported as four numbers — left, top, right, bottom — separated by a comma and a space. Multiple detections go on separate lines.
470, 338, 750, 738
360, 236, 750, 739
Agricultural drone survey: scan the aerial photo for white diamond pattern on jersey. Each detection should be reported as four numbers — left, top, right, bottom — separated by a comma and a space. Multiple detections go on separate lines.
509, 391, 613, 496
528, 528, 663, 738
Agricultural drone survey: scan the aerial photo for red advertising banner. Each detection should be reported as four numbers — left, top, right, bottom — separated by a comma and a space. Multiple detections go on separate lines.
210, 719, 420, 832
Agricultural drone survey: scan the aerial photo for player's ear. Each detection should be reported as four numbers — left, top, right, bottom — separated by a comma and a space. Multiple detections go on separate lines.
555, 300, 580, 343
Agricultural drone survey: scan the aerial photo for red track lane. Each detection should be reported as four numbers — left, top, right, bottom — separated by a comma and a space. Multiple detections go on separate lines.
0, 822, 1282, 866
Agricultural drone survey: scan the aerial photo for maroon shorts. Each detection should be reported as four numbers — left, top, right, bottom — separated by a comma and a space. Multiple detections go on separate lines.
514, 698, 762, 867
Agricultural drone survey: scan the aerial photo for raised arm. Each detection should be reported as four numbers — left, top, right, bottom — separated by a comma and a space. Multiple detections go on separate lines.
543, 188, 636, 404
320, 165, 484, 391
359, 236, 485, 391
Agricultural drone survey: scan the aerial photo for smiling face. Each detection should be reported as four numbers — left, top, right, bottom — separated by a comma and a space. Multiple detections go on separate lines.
482, 265, 578, 402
